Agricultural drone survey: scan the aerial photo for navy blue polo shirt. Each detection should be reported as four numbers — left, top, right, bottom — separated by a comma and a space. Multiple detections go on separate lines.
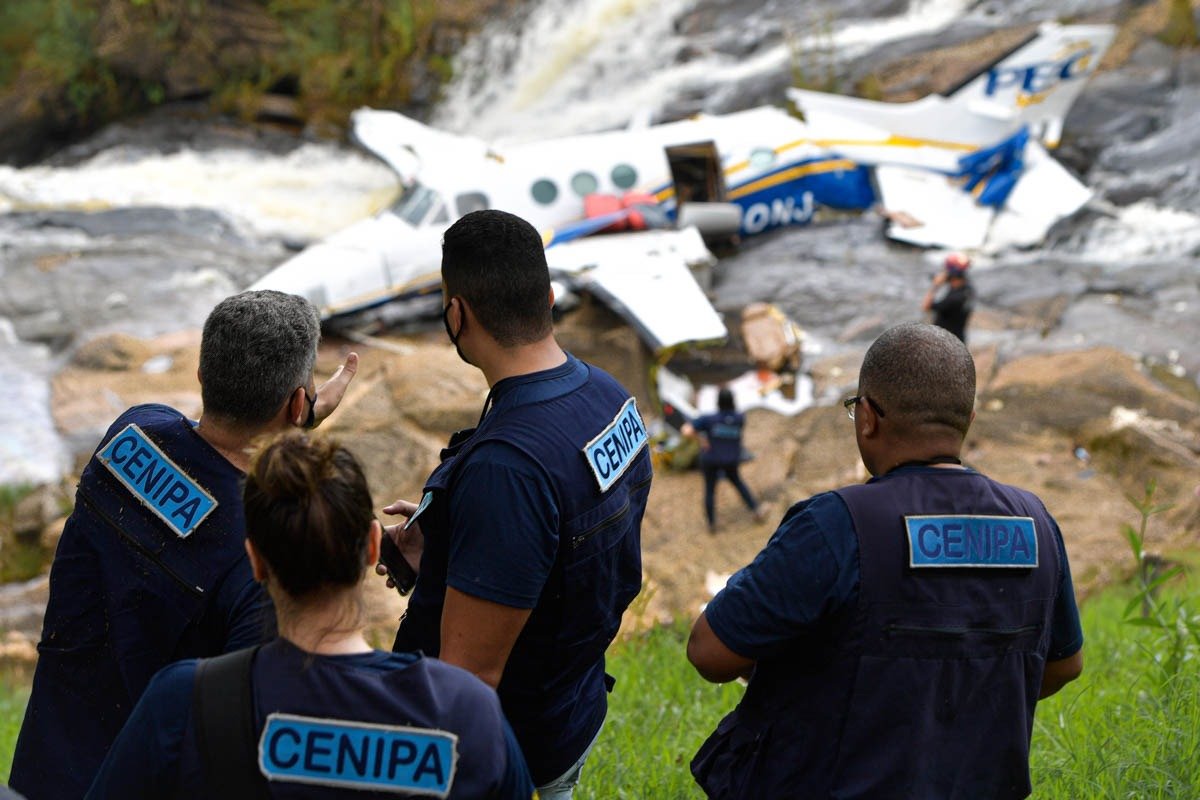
705, 471, 1084, 663
447, 442, 559, 608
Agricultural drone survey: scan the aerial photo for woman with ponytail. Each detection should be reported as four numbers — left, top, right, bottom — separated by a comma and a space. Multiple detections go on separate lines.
87, 433, 533, 799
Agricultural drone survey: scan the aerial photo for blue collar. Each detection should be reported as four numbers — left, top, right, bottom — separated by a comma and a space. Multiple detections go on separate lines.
485, 354, 588, 417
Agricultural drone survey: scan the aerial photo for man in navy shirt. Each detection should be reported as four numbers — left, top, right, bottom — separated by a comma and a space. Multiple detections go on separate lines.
688, 322, 1083, 799
384, 210, 651, 799
10, 291, 358, 799
683, 387, 766, 533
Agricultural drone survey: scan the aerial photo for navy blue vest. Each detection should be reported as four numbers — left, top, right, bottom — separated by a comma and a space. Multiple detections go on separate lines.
12, 404, 270, 800
697, 411, 745, 468
693, 469, 1060, 800
176, 640, 517, 799
394, 357, 651, 785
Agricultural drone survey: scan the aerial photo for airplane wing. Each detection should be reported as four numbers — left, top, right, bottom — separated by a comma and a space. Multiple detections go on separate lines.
251, 209, 727, 354
249, 213, 444, 317
546, 227, 727, 353
874, 166, 993, 250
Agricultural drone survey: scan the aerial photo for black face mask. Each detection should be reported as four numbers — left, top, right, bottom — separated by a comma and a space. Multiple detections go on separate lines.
442, 298, 470, 365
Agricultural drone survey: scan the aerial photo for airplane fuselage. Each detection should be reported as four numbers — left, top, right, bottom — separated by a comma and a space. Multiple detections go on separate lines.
404, 107, 875, 240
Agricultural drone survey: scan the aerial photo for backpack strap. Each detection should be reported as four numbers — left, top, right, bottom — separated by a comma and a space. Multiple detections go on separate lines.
193, 645, 268, 799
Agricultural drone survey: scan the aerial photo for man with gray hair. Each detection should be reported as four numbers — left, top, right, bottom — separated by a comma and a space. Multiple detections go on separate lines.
687, 322, 1083, 799
11, 290, 358, 800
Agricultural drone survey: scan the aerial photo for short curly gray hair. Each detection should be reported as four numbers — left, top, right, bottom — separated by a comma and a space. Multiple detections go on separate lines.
199, 290, 320, 426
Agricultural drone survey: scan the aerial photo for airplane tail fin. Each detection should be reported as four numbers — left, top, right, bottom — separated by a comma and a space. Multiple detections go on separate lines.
941, 22, 1116, 148
350, 108, 491, 183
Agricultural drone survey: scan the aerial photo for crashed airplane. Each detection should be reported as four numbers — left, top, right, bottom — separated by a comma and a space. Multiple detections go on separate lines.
251, 21, 1114, 352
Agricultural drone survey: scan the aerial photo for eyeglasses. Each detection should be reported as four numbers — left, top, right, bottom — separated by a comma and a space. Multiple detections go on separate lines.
842, 395, 886, 420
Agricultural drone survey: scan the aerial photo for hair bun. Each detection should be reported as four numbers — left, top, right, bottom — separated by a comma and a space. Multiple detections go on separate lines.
243, 432, 375, 599
251, 433, 334, 500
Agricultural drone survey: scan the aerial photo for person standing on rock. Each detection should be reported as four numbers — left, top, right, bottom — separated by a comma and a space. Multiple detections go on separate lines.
682, 387, 767, 533
10, 290, 358, 800
687, 322, 1083, 799
380, 209, 652, 799
923, 252, 976, 343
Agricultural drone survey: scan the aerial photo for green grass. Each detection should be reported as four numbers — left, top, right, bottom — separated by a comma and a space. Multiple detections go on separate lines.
578, 586, 1200, 798
1031, 589, 1200, 798
0, 585, 1198, 795
577, 621, 742, 799
0, 667, 30, 785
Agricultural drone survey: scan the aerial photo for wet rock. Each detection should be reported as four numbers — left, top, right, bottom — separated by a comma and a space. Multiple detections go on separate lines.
53, 331, 203, 470
1101, 164, 1192, 206
313, 339, 486, 506
71, 333, 153, 372
836, 314, 889, 344
0, 577, 51, 643
1177, 46, 1200, 85
13, 485, 64, 541
0, 209, 276, 351
40, 516, 68, 554
1082, 406, 1200, 531
555, 301, 658, 407
1058, 40, 1176, 173
1098, 86, 1200, 174
1093, 80, 1200, 210
0, 631, 38, 665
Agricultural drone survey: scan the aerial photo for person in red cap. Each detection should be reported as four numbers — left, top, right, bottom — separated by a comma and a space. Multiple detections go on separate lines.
922, 253, 975, 343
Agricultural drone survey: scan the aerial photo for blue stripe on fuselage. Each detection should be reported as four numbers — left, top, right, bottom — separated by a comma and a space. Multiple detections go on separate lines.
659, 156, 876, 238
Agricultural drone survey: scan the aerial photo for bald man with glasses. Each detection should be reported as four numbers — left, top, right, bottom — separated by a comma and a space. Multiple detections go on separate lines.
687, 322, 1083, 800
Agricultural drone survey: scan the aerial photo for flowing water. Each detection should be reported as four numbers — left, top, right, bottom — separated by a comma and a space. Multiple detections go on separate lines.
1, 0, 1198, 486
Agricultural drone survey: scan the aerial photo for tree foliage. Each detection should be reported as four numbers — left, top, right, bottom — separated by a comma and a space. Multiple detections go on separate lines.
266, 0, 437, 121
0, 0, 117, 118
0, 0, 453, 149
1159, 0, 1198, 48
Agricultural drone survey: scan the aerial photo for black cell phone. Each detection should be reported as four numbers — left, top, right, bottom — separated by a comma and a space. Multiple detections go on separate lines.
379, 534, 418, 596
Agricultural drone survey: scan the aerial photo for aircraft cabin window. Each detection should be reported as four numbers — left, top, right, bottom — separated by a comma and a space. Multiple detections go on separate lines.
532, 179, 558, 205
392, 183, 437, 225
611, 164, 638, 189
749, 148, 777, 169
570, 171, 599, 197
456, 192, 490, 216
